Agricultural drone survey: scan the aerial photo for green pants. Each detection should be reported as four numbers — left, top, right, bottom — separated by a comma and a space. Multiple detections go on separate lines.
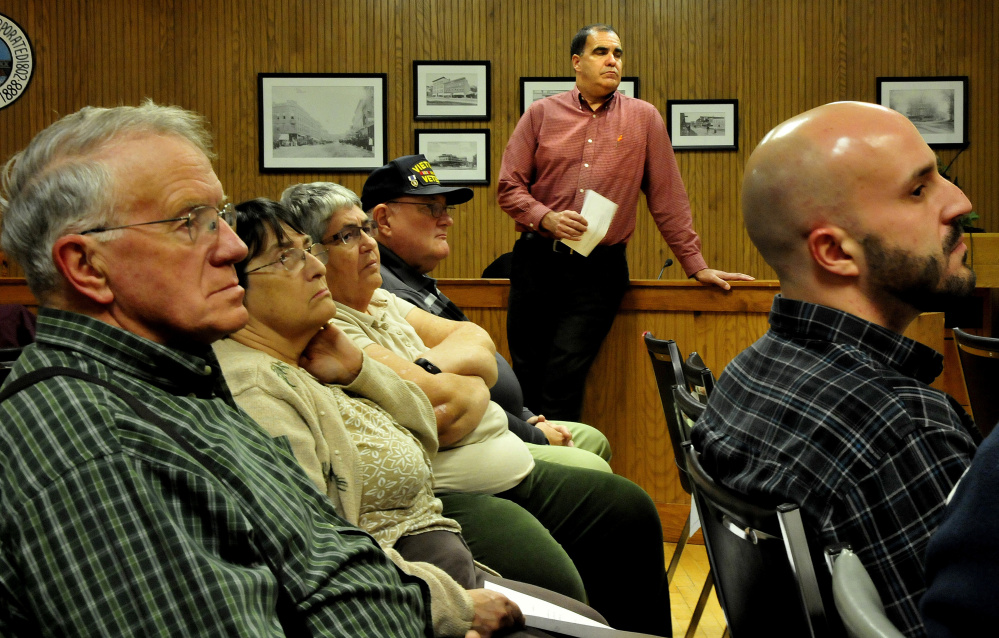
438, 460, 671, 637
526, 421, 613, 473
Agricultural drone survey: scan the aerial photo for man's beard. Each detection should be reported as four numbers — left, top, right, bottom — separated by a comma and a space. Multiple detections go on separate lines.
863, 222, 977, 312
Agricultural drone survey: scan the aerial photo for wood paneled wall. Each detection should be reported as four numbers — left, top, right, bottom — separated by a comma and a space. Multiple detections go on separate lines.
2, 0, 997, 280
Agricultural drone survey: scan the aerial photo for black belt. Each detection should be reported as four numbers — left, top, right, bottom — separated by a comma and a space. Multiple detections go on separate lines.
519, 231, 624, 257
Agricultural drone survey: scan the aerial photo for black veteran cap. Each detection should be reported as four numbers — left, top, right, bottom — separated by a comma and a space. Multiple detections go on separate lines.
361, 154, 474, 211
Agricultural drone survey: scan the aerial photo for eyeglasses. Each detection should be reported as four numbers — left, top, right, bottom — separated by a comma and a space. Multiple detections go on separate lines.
323, 219, 379, 246
246, 242, 330, 275
385, 200, 455, 219
79, 203, 237, 243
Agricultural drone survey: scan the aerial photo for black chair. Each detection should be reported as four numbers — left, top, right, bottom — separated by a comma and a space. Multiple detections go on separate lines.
643, 333, 688, 490
682, 351, 715, 401
643, 332, 716, 638
683, 442, 832, 638
952, 327, 999, 438
673, 382, 707, 440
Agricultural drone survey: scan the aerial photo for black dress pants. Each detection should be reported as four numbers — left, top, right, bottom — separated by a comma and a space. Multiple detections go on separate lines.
507, 233, 629, 423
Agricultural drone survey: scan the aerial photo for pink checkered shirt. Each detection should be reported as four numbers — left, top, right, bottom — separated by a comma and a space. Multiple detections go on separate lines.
497, 87, 707, 276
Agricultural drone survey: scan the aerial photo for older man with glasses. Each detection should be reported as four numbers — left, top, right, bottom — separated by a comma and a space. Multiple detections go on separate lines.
0, 102, 433, 635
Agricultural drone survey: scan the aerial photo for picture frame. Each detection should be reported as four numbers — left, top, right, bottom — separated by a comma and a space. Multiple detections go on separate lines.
876, 76, 969, 148
413, 61, 490, 121
414, 129, 490, 185
519, 76, 640, 114
258, 73, 387, 173
665, 99, 739, 151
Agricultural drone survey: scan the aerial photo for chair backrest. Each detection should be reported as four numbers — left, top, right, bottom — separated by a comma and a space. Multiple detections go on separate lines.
683, 442, 831, 638
952, 327, 999, 438
829, 547, 905, 638
683, 351, 715, 402
643, 332, 691, 493
672, 383, 706, 441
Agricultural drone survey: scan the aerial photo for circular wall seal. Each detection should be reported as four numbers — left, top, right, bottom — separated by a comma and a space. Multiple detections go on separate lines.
0, 13, 34, 110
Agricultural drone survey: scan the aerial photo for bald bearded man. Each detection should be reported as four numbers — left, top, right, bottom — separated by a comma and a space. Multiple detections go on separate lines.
690, 101, 979, 637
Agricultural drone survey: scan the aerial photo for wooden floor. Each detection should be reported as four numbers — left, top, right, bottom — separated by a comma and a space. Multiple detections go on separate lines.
666, 541, 728, 638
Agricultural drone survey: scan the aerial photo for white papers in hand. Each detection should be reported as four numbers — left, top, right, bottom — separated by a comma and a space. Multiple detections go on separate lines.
483, 580, 605, 628
559, 189, 617, 257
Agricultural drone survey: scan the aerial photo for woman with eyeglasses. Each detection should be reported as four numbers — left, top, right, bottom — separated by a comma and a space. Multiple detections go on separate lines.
213, 198, 604, 638
279, 183, 671, 637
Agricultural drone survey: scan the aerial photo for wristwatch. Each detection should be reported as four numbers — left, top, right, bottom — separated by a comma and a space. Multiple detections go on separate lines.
414, 357, 442, 375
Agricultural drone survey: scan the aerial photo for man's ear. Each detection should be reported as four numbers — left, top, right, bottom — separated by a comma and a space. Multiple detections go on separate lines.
807, 226, 860, 278
571, 54, 581, 73
52, 235, 114, 305
372, 204, 392, 239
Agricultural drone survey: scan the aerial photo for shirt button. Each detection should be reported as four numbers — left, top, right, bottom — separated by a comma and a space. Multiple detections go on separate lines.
588, 139, 593, 143
584, 163, 589, 168
203, 365, 212, 374
334, 450, 341, 456
187, 392, 197, 398
529, 223, 534, 228
592, 114, 597, 118
319, 411, 326, 416
579, 189, 584, 193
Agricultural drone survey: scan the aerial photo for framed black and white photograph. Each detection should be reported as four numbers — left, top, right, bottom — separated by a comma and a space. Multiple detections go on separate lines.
258, 73, 387, 172
877, 76, 968, 148
414, 129, 490, 185
413, 61, 490, 121
666, 99, 739, 151
519, 76, 640, 114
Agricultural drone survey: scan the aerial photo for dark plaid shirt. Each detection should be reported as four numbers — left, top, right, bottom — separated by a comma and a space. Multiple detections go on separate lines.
379, 244, 468, 321
691, 296, 977, 638
0, 308, 432, 636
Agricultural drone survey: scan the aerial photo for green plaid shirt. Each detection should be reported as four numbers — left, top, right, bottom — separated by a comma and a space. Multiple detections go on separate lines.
0, 308, 432, 636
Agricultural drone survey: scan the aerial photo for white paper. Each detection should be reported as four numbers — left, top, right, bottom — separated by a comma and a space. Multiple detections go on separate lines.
483, 580, 605, 627
689, 498, 703, 539
560, 190, 617, 257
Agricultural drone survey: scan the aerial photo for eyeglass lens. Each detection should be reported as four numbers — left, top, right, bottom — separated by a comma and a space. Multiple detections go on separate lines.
184, 204, 236, 243
332, 220, 378, 245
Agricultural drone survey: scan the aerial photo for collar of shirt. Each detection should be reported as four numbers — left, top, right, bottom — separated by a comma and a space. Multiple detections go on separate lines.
572, 85, 618, 113
33, 307, 227, 400
378, 244, 439, 298
768, 295, 944, 385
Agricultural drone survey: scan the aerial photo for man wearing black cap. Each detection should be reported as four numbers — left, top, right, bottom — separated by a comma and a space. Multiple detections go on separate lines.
362, 155, 613, 472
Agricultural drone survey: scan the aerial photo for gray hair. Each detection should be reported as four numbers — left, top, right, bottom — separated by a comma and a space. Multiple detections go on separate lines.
280, 182, 362, 243
0, 99, 215, 301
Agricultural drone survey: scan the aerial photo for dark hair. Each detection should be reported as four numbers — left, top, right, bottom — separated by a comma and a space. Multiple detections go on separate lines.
570, 24, 617, 57
232, 198, 308, 290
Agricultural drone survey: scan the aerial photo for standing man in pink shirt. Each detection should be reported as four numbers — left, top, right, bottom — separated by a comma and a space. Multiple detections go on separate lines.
497, 23, 752, 422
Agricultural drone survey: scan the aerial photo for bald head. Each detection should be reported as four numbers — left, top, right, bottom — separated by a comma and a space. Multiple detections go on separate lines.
743, 101, 922, 281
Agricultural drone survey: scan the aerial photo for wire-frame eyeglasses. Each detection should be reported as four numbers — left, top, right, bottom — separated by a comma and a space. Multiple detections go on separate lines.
246, 242, 330, 275
78, 203, 237, 243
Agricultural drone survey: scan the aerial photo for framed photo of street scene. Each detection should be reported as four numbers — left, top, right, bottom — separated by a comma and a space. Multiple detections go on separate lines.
519, 76, 640, 114
877, 76, 969, 148
666, 99, 739, 151
258, 73, 387, 172
414, 129, 490, 185
413, 61, 490, 121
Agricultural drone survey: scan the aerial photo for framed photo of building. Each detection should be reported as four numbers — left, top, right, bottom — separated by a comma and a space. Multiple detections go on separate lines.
413, 61, 490, 121
257, 73, 387, 173
519, 76, 640, 114
414, 129, 490, 185
666, 99, 739, 151
877, 76, 968, 148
